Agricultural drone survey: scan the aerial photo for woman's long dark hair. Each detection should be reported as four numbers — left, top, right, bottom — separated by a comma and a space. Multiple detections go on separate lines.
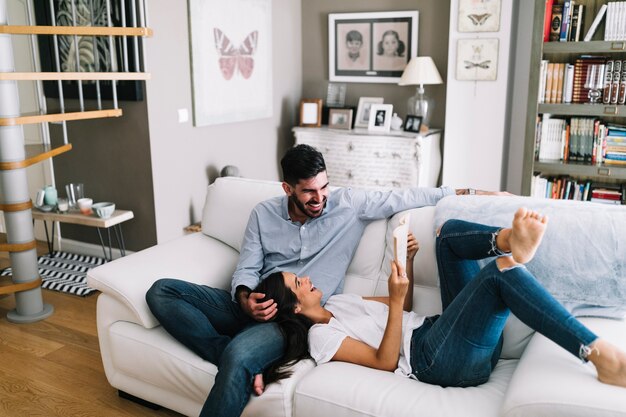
253, 272, 313, 384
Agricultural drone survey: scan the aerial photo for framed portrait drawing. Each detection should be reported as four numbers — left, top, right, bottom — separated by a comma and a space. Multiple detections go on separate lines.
189, 0, 272, 126
367, 104, 393, 132
329, 11, 419, 83
300, 99, 323, 127
403, 115, 422, 133
458, 0, 502, 33
33, 0, 144, 101
456, 38, 499, 81
354, 97, 384, 128
328, 108, 353, 130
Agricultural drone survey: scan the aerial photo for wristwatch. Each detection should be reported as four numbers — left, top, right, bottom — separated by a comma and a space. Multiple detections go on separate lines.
468, 188, 476, 195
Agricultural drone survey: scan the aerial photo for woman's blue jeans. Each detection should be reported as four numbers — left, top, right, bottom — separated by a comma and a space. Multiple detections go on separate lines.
146, 279, 285, 417
409, 219, 597, 387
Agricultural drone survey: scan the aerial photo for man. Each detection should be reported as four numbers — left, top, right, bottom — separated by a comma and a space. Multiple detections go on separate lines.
146, 145, 505, 417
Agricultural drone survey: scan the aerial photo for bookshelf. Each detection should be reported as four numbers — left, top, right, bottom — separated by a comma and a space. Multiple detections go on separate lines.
522, 0, 626, 202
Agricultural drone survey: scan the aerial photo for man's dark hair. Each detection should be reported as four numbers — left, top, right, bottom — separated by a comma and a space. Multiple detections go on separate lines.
281, 144, 326, 186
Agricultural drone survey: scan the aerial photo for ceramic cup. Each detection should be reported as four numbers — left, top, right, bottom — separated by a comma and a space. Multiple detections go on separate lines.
43, 185, 57, 206
57, 197, 69, 213
77, 198, 93, 215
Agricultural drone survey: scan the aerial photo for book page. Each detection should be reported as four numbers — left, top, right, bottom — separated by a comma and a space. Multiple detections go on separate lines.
392, 214, 411, 271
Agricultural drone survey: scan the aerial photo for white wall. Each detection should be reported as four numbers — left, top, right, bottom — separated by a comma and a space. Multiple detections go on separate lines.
442, 0, 515, 191
144, 1, 302, 243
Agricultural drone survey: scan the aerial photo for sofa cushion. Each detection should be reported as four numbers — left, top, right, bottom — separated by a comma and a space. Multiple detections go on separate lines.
87, 233, 239, 328
434, 195, 626, 317
501, 317, 626, 417
294, 360, 518, 417
202, 177, 284, 251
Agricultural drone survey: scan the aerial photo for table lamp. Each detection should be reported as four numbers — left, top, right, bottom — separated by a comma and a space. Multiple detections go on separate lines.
398, 56, 443, 128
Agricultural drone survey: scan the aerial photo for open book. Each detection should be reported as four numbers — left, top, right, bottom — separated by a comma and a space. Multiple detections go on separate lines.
392, 213, 411, 271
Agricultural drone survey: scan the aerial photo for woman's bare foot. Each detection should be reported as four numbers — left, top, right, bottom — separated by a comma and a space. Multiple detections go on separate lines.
586, 339, 626, 388
252, 374, 265, 396
508, 207, 548, 264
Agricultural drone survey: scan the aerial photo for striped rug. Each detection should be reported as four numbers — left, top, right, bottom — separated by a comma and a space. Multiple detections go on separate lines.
0, 251, 104, 296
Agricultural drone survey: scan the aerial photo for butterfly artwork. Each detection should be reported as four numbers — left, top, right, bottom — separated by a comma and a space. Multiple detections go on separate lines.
464, 60, 491, 69
213, 28, 258, 80
467, 13, 491, 26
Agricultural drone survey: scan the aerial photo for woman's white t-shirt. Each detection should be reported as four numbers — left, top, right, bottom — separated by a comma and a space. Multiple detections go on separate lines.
308, 293, 426, 377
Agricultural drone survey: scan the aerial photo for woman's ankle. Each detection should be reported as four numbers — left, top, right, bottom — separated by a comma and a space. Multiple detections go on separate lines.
496, 228, 512, 253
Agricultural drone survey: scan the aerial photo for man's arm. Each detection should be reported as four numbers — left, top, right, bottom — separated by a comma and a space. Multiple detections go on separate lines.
231, 209, 277, 321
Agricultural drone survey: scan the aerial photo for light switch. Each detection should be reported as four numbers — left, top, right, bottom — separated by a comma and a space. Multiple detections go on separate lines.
177, 108, 189, 123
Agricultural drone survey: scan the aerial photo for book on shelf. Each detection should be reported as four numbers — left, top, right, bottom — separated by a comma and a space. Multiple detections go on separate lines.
544, 0, 555, 42
603, 60, 615, 104
583, 3, 607, 41
559, 0, 573, 41
545, 62, 555, 103
563, 63, 574, 103
555, 63, 565, 103
569, 3, 584, 41
611, 60, 622, 104
619, 60, 626, 104
531, 175, 624, 204
539, 60, 549, 103
550, 3, 564, 42
604, 1, 626, 41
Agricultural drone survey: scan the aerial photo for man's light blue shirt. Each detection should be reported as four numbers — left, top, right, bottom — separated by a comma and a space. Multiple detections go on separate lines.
232, 186, 454, 304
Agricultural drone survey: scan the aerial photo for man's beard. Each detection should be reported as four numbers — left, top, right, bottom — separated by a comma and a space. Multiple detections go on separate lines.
290, 194, 326, 219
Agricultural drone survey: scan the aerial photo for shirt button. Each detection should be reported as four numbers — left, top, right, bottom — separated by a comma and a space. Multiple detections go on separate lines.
303, 246, 307, 250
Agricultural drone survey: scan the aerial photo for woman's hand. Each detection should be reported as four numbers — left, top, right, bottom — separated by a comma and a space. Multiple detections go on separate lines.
388, 260, 409, 306
407, 232, 419, 262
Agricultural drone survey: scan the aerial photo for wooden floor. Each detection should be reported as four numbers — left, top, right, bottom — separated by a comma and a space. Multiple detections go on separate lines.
0, 237, 183, 417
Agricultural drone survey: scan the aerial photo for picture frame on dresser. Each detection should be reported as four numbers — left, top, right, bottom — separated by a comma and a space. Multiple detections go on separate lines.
355, 97, 384, 128
404, 115, 422, 133
328, 10, 419, 83
328, 108, 353, 130
299, 99, 323, 127
367, 104, 393, 132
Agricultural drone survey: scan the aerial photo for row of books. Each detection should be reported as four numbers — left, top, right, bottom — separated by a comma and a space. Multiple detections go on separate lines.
535, 116, 626, 165
538, 56, 626, 104
545, 1, 626, 42
531, 175, 626, 205
545, 0, 585, 42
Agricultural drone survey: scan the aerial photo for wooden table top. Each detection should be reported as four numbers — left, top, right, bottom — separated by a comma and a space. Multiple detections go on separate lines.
31, 209, 134, 228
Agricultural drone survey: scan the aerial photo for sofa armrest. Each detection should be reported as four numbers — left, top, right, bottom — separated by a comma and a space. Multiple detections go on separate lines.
87, 233, 239, 329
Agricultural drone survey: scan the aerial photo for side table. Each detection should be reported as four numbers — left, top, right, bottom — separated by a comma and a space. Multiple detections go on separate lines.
32, 209, 134, 261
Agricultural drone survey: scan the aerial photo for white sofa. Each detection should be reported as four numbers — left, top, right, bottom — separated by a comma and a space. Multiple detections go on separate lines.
87, 176, 626, 417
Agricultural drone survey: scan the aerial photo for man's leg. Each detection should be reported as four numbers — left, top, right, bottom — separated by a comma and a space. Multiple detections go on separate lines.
200, 322, 286, 417
146, 278, 250, 364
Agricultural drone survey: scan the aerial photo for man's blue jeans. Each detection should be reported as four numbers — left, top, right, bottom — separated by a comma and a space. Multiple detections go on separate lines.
410, 219, 598, 387
146, 279, 285, 417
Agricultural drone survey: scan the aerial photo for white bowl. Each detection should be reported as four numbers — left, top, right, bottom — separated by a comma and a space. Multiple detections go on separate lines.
92, 202, 115, 219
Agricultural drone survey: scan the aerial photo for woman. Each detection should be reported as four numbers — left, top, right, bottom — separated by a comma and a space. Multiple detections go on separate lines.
254, 208, 626, 389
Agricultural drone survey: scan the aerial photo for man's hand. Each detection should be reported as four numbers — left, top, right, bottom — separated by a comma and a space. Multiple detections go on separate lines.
239, 291, 278, 322
455, 188, 514, 196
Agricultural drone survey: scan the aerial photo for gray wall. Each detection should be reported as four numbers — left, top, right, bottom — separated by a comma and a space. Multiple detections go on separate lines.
49, 98, 157, 251
301, 0, 450, 129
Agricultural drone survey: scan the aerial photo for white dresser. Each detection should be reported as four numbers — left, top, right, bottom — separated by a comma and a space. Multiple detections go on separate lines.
292, 127, 442, 189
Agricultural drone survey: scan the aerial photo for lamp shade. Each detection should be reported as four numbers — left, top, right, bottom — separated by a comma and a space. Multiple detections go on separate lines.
398, 56, 443, 86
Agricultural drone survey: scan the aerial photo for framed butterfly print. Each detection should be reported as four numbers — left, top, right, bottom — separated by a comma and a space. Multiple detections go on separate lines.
457, 0, 501, 33
328, 11, 419, 84
455, 38, 499, 81
189, 0, 272, 126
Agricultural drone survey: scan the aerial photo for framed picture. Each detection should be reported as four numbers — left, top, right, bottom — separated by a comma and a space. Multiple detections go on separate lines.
458, 0, 502, 33
328, 108, 353, 130
354, 97, 384, 128
300, 99, 323, 127
403, 115, 422, 133
189, 0, 273, 126
33, 0, 144, 101
367, 104, 393, 132
456, 38, 499, 81
329, 11, 419, 84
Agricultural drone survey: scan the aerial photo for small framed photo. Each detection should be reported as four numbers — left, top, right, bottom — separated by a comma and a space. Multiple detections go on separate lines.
403, 115, 422, 133
328, 108, 353, 130
367, 104, 393, 132
299, 99, 323, 127
354, 97, 384, 128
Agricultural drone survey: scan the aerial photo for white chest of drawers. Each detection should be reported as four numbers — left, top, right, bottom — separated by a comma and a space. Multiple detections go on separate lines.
292, 127, 442, 189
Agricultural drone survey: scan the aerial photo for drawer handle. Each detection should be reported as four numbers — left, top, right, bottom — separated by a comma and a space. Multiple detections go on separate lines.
610, 42, 626, 50
597, 168, 610, 176
603, 106, 618, 115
